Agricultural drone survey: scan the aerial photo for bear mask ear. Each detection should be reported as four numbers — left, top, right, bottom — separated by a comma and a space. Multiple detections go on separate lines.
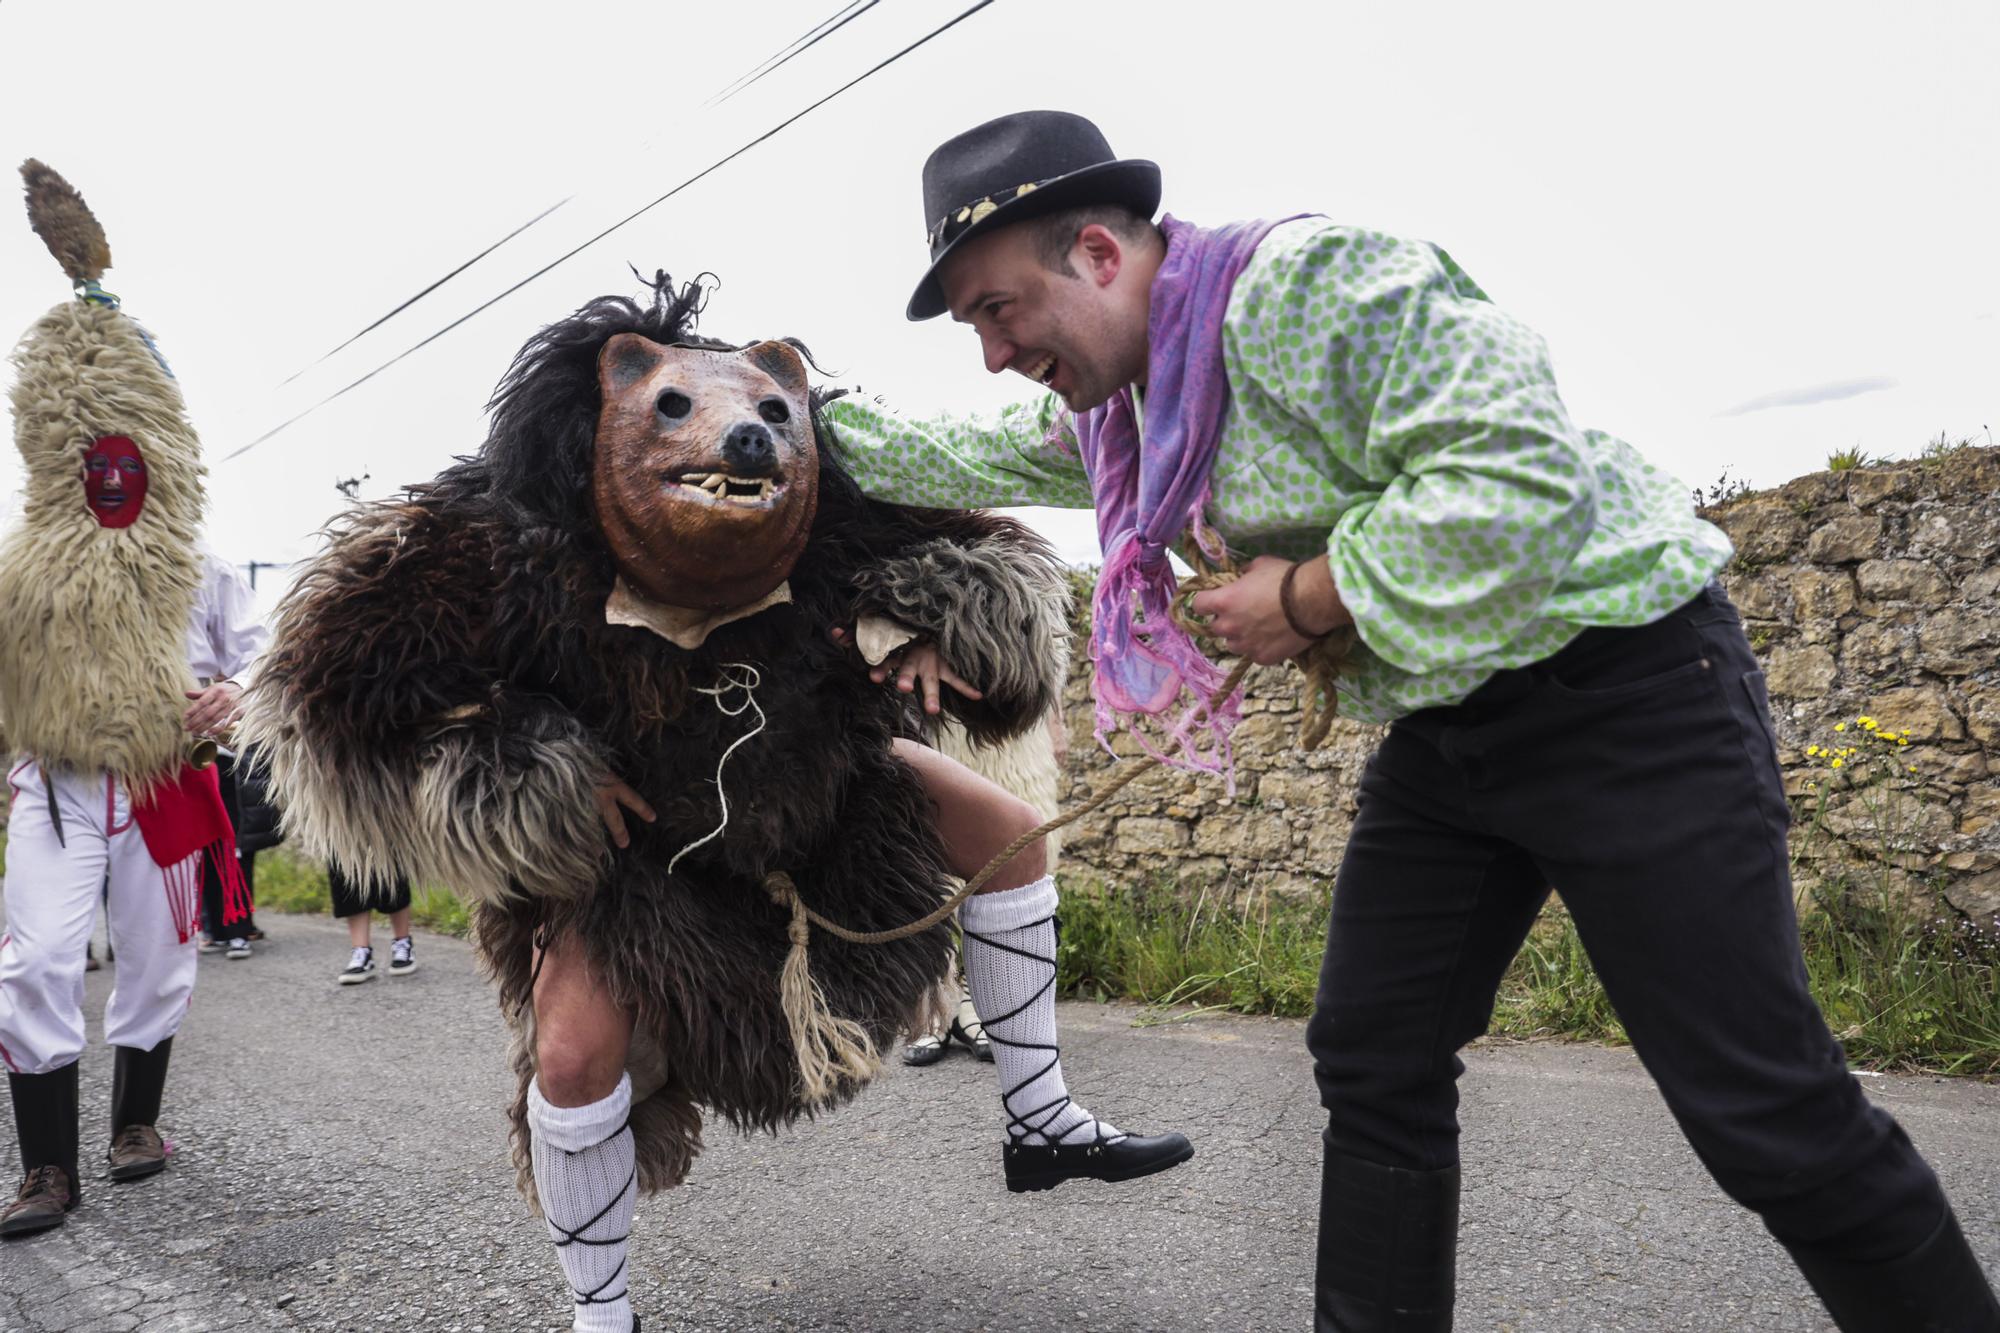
599, 332, 668, 395
740, 340, 808, 402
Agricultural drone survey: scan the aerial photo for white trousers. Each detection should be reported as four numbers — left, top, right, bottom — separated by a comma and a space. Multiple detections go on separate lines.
0, 759, 198, 1074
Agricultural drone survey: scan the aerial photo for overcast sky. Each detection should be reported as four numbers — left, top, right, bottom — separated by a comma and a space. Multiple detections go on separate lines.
3, 0, 1994, 606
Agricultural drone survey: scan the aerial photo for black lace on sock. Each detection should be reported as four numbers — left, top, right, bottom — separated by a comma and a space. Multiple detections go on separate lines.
547, 1162, 635, 1305
962, 911, 1124, 1148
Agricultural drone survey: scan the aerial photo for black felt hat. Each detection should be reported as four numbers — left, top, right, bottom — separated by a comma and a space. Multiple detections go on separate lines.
906, 110, 1161, 321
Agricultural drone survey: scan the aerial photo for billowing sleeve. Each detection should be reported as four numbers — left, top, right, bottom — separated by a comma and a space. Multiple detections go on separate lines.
1232, 226, 1598, 673
206, 556, 270, 683
818, 392, 1095, 510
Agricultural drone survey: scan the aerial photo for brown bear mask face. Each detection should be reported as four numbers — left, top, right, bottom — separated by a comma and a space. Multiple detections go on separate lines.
593, 335, 820, 612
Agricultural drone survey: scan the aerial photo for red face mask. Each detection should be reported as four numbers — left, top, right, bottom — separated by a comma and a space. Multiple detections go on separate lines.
82, 436, 149, 528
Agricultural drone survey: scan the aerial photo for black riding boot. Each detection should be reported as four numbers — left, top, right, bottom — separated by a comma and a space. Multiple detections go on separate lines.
107, 1040, 173, 1181
8, 1062, 80, 1194
1315, 1136, 1459, 1332
2, 1062, 82, 1234
110, 1039, 173, 1133
1786, 1207, 2000, 1332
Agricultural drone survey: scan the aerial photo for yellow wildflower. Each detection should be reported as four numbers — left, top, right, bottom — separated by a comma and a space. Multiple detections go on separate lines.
1807, 745, 1821, 756
1897, 738, 1908, 747
1858, 716, 1877, 729
1832, 759, 1843, 768
1834, 723, 1846, 732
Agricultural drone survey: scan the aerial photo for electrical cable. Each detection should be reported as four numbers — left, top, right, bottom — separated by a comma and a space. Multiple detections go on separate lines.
279, 196, 573, 386
281, 4, 879, 385
224, 0, 997, 462
702, 0, 880, 108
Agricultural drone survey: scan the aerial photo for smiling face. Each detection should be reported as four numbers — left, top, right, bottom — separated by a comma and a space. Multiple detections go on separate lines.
592, 335, 820, 611
82, 435, 149, 528
939, 221, 1153, 412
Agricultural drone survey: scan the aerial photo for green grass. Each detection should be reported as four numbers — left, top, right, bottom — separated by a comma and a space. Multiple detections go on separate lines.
1055, 878, 1327, 1021
1053, 873, 1997, 1076
253, 848, 474, 937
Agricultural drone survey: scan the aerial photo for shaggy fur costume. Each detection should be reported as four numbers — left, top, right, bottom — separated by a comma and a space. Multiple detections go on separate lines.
937, 716, 1063, 867
243, 275, 1070, 1201
0, 188, 205, 792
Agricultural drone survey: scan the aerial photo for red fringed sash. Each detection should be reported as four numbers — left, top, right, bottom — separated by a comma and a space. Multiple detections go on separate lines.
131, 763, 248, 941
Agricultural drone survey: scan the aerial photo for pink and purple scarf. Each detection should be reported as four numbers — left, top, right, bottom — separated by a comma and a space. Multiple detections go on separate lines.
1071, 213, 1301, 781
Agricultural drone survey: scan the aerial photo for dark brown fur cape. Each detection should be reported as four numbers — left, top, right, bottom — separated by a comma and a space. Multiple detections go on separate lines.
244, 275, 1070, 1199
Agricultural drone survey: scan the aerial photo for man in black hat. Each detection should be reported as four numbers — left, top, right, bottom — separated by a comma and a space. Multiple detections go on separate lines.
819, 109, 2000, 1331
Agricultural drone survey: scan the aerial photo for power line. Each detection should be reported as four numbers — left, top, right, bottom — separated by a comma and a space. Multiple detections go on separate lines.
279, 196, 573, 387
223, 0, 997, 463
702, 0, 881, 109
280, 3, 878, 388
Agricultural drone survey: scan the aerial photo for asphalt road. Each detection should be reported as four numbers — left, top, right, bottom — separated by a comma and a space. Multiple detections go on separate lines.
1, 912, 1995, 1332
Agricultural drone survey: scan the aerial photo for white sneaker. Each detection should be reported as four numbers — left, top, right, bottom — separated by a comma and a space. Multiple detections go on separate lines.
225, 938, 251, 960
338, 946, 376, 985
388, 936, 416, 977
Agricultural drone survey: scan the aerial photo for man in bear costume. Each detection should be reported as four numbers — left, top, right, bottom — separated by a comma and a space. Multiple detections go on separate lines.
244, 274, 1190, 1332
0, 162, 254, 1236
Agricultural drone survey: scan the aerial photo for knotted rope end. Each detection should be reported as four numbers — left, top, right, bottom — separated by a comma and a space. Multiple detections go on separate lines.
762, 873, 880, 1102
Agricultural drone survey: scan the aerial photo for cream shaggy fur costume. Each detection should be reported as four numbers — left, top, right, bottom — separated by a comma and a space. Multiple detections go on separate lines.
0, 181, 205, 793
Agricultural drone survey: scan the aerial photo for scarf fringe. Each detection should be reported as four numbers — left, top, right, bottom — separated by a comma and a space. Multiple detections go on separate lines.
164, 854, 203, 945
213, 838, 251, 928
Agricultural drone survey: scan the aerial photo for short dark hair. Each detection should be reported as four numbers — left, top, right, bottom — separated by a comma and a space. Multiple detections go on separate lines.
1023, 206, 1157, 277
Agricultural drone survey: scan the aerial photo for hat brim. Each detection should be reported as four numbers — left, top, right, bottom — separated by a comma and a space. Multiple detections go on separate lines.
905, 158, 1161, 322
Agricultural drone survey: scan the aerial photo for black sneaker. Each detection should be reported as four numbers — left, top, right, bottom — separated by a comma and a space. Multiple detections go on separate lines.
338, 946, 376, 985
388, 936, 417, 977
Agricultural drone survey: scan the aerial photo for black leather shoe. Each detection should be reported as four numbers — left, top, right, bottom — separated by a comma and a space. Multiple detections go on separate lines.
948, 1015, 993, 1062
1003, 1128, 1193, 1193
900, 1035, 948, 1067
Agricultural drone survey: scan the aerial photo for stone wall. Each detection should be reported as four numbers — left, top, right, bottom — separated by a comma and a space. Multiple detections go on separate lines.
1054, 448, 2000, 920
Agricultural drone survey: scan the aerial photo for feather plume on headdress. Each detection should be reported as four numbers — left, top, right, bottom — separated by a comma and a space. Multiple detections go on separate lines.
22, 158, 111, 285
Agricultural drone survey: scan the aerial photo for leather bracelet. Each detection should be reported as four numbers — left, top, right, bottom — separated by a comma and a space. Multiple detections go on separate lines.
1279, 560, 1330, 640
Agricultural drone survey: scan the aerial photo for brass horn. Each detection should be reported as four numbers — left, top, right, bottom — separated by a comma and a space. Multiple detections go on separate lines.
187, 736, 219, 769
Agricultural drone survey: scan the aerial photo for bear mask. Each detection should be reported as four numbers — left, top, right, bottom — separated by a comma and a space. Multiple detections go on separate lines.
593, 335, 820, 612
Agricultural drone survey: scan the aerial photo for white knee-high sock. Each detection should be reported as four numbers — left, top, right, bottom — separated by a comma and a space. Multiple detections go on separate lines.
958, 874, 1121, 1146
529, 1073, 636, 1333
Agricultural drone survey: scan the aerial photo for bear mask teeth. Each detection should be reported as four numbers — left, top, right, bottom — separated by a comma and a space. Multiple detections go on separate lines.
677, 472, 776, 505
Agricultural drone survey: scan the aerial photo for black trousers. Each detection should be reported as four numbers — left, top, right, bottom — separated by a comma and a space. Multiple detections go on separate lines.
327, 863, 412, 920
1305, 585, 1947, 1262
199, 753, 256, 939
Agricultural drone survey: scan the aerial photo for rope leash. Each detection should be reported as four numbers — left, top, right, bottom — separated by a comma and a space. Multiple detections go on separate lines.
758, 654, 1254, 1100
766, 657, 1254, 949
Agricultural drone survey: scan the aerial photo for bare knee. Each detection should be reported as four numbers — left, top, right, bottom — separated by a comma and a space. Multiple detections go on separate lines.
982, 797, 1047, 891
531, 939, 632, 1107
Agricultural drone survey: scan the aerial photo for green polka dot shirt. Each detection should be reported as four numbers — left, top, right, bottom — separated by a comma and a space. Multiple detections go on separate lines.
822, 219, 1733, 724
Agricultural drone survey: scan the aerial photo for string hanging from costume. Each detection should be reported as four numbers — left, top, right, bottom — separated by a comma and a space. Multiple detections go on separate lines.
667, 663, 768, 875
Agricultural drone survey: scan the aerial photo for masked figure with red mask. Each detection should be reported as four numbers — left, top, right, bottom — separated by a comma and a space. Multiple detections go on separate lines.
0, 161, 261, 1237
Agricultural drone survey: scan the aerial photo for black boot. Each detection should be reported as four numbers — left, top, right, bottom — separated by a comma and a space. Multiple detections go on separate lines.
108, 1041, 172, 1181
3, 1062, 81, 1235
1315, 1137, 1459, 1332
1786, 1207, 2000, 1332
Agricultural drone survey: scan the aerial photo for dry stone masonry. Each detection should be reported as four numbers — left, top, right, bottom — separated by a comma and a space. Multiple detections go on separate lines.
1055, 449, 2000, 921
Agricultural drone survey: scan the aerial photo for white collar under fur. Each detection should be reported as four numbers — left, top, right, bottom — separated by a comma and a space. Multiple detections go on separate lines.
605, 576, 793, 649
